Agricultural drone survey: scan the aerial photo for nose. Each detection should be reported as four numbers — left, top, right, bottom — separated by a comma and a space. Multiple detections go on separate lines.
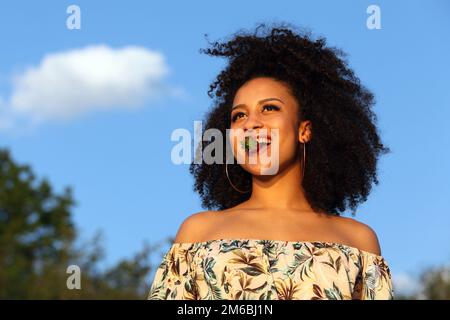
243, 112, 264, 131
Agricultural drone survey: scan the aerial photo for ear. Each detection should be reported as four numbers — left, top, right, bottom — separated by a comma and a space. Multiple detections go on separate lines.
298, 120, 312, 143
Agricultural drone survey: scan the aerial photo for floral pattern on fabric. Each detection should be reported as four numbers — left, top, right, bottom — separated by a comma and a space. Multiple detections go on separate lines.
147, 239, 394, 300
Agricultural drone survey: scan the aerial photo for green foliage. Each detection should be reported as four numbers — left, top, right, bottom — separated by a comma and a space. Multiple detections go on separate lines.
0, 148, 170, 299
394, 263, 450, 300
419, 264, 450, 300
0, 148, 75, 298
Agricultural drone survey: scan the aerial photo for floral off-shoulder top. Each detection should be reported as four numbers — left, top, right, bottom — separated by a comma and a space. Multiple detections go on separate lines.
147, 238, 394, 300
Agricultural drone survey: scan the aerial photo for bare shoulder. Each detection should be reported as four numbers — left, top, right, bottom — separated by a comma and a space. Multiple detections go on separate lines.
173, 210, 217, 243
335, 215, 382, 256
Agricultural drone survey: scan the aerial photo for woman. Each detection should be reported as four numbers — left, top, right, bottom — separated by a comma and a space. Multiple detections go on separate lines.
148, 23, 394, 300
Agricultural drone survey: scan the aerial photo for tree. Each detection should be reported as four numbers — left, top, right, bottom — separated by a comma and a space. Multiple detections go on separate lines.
0, 148, 76, 298
419, 264, 450, 299
0, 148, 170, 299
394, 262, 450, 300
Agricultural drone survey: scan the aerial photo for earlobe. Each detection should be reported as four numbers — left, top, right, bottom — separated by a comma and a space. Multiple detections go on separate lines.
301, 121, 312, 143
298, 129, 306, 144
298, 133, 306, 144
298, 121, 312, 143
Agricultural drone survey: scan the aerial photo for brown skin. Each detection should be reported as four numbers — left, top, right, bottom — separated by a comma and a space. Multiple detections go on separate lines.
229, 76, 312, 211
175, 77, 382, 256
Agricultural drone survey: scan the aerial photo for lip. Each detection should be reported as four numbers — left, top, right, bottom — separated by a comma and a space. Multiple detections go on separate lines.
244, 133, 272, 141
242, 136, 272, 154
246, 141, 271, 154
242, 135, 272, 147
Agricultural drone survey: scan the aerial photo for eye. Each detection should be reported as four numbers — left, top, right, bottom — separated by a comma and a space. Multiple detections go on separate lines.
262, 104, 280, 112
231, 112, 246, 122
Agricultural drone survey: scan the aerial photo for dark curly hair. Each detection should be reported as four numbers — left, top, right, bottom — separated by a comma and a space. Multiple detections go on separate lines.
189, 22, 390, 216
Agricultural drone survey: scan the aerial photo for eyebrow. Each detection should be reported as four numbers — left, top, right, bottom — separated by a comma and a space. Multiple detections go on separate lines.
231, 97, 285, 111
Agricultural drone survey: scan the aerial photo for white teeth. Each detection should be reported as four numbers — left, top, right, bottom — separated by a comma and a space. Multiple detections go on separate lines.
256, 137, 271, 144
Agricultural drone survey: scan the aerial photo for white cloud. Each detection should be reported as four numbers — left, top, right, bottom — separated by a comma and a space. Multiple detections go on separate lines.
0, 44, 182, 129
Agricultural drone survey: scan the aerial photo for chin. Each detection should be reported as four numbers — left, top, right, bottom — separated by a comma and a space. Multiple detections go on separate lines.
240, 160, 281, 176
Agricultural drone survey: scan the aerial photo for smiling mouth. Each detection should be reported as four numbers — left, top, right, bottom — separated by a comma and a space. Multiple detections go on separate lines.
240, 136, 272, 153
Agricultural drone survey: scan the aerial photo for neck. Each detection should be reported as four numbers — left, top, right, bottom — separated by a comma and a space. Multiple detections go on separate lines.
246, 159, 312, 211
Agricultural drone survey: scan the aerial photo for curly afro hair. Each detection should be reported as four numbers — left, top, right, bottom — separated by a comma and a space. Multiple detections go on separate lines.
189, 22, 390, 216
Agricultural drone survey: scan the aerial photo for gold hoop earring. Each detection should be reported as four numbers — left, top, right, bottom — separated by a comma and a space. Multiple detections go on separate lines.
225, 162, 251, 194
301, 142, 306, 182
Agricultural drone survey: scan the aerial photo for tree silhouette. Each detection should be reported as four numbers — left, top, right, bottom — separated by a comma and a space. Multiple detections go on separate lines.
0, 148, 171, 299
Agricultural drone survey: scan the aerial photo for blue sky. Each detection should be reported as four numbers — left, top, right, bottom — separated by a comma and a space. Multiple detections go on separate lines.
0, 0, 449, 295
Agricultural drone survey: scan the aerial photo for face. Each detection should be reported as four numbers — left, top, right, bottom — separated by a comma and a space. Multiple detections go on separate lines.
229, 77, 311, 176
